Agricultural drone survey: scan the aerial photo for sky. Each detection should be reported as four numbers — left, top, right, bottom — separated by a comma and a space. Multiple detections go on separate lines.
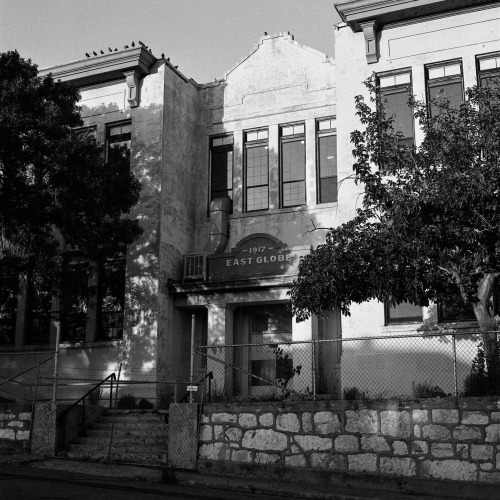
0, 0, 341, 84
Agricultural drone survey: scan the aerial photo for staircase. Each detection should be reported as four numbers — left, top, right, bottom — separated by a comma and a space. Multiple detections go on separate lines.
63, 409, 169, 464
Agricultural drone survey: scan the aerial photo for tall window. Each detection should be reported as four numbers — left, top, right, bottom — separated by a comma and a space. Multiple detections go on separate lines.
385, 301, 422, 325
477, 53, 500, 87
61, 255, 89, 343
317, 118, 337, 204
426, 61, 463, 117
210, 135, 233, 205
106, 121, 131, 164
97, 253, 126, 341
281, 123, 306, 207
245, 129, 269, 211
0, 269, 18, 345
379, 71, 414, 146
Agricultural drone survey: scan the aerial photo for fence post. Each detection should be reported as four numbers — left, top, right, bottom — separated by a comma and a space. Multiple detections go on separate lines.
311, 341, 317, 400
190, 314, 196, 403
107, 362, 122, 462
28, 362, 42, 453
52, 321, 61, 407
452, 334, 458, 397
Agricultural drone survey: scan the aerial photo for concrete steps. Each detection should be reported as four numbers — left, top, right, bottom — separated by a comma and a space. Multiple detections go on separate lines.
62, 409, 169, 464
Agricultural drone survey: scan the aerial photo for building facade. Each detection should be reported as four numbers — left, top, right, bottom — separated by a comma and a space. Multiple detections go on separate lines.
1, 0, 499, 404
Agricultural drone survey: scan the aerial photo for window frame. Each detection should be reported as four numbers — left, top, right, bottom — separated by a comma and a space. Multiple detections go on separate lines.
244, 128, 269, 212
209, 134, 234, 211
316, 118, 338, 204
384, 300, 422, 326
105, 120, 132, 164
280, 122, 306, 208
425, 59, 464, 117
476, 51, 500, 88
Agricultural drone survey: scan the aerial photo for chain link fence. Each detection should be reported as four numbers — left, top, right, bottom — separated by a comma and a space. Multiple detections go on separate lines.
194, 331, 500, 402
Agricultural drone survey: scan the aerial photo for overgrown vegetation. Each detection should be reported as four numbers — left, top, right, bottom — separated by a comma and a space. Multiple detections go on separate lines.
411, 381, 447, 399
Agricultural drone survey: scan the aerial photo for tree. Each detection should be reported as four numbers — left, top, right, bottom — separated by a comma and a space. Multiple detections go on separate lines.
0, 51, 141, 303
289, 76, 500, 389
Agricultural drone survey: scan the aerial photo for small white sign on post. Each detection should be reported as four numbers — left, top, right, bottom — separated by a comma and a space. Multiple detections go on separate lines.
187, 385, 198, 392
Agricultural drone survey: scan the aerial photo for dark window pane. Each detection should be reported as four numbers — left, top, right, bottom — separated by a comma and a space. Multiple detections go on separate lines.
247, 186, 269, 211
428, 80, 463, 116
282, 138, 305, 207
439, 292, 475, 322
381, 87, 414, 141
98, 255, 126, 340
25, 276, 51, 344
283, 181, 306, 207
387, 301, 422, 324
0, 270, 18, 345
318, 135, 337, 203
211, 149, 233, 200
246, 144, 268, 211
61, 258, 89, 342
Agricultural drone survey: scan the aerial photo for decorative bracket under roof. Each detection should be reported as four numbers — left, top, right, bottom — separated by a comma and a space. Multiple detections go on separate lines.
123, 69, 141, 108
359, 20, 378, 64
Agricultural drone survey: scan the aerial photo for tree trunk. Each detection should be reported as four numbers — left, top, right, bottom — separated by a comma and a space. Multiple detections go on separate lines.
473, 273, 500, 394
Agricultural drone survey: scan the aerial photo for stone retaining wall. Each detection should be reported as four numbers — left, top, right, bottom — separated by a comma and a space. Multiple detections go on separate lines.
199, 398, 500, 484
0, 404, 31, 453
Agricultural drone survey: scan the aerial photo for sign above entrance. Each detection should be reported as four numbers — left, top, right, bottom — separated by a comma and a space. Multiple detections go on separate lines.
208, 233, 310, 281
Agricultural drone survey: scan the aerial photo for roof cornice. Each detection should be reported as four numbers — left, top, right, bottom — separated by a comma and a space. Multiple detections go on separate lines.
39, 46, 157, 88
335, 0, 496, 32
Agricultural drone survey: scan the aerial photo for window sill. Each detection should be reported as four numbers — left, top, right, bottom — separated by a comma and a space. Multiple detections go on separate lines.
382, 320, 479, 335
226, 202, 338, 220
0, 340, 126, 351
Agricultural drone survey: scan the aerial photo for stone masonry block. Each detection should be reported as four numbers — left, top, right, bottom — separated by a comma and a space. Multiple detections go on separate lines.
485, 424, 500, 442
242, 429, 288, 451
214, 425, 224, 440
457, 443, 469, 459
497, 452, 500, 469
0, 429, 15, 440
225, 427, 242, 442
276, 413, 300, 433
411, 440, 428, 455
478, 471, 500, 483
392, 440, 408, 456
212, 413, 237, 424
480, 463, 493, 471
414, 425, 421, 438
421, 460, 477, 482
361, 436, 389, 452
18, 413, 31, 421
461, 411, 488, 425
201, 414, 210, 424
259, 413, 274, 427
231, 449, 253, 463
453, 425, 481, 440
471, 444, 493, 461
380, 457, 416, 477
412, 410, 428, 423
199, 442, 230, 461
345, 410, 378, 434
423, 425, 451, 440
285, 454, 306, 467
199, 425, 213, 442
348, 453, 377, 473
432, 409, 459, 424
255, 452, 281, 465
314, 411, 340, 434
16, 430, 30, 440
335, 435, 359, 453
310, 453, 347, 471
7, 421, 25, 428
381, 411, 411, 438
302, 412, 312, 432
491, 412, 500, 422
295, 435, 332, 452
431, 443, 453, 458
239, 413, 257, 428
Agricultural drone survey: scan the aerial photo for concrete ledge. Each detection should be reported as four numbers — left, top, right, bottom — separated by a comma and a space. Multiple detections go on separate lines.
198, 459, 497, 500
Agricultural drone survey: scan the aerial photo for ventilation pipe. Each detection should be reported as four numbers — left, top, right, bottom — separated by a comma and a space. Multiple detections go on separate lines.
204, 197, 230, 255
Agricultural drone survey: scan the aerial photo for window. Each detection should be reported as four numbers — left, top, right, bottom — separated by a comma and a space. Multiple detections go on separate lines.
426, 61, 463, 117
379, 71, 414, 146
210, 135, 233, 205
106, 121, 131, 164
245, 129, 269, 211
97, 253, 126, 341
280, 123, 306, 207
24, 272, 52, 345
477, 53, 500, 87
317, 119, 337, 203
0, 269, 18, 345
385, 301, 422, 325
439, 290, 475, 323
61, 255, 89, 343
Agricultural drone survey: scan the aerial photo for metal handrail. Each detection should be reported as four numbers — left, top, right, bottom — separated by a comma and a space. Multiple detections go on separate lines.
0, 355, 55, 387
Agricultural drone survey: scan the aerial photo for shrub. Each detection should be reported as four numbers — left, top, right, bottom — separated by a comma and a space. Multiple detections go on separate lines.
117, 394, 136, 409
412, 381, 447, 399
138, 398, 154, 409
462, 342, 499, 397
343, 387, 368, 400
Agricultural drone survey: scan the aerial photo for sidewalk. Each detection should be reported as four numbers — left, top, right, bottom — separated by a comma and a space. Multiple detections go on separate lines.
0, 454, 490, 500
